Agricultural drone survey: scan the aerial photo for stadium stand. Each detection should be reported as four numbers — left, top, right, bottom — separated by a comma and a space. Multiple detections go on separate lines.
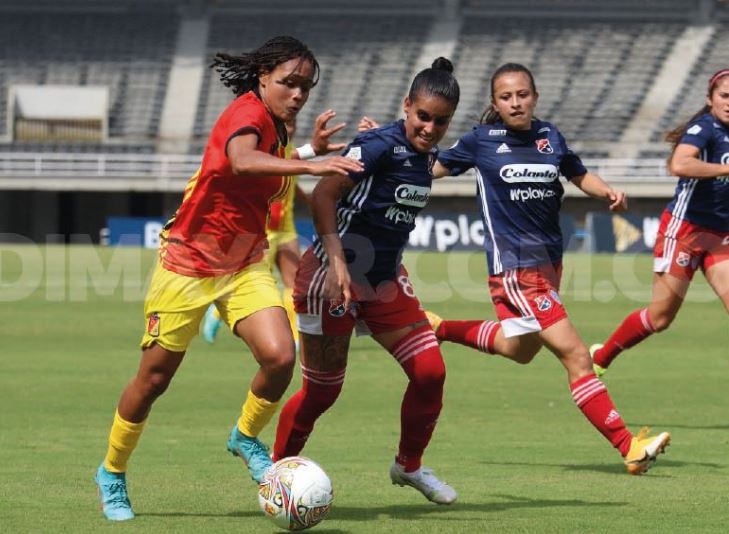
446, 19, 682, 147
0, 9, 178, 147
191, 12, 431, 152
653, 21, 729, 141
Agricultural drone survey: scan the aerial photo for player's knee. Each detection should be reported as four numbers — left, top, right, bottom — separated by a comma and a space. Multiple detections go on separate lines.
138, 372, 173, 401
261, 345, 296, 379
410, 356, 446, 391
650, 312, 674, 332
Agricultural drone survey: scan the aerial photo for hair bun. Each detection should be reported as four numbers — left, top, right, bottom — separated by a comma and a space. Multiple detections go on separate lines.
431, 57, 454, 73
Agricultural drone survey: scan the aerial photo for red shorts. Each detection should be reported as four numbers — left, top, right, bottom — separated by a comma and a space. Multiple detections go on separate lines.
293, 249, 426, 337
489, 263, 567, 338
653, 209, 729, 280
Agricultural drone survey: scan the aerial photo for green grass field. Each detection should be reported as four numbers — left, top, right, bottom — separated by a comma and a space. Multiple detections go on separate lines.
2, 246, 728, 532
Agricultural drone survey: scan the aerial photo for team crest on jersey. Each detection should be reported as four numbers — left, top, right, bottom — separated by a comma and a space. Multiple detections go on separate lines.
147, 312, 160, 337
536, 139, 554, 154
676, 252, 691, 268
328, 301, 347, 318
534, 295, 552, 312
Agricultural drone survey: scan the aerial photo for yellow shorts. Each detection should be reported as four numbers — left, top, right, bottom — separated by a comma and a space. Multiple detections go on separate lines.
140, 260, 283, 352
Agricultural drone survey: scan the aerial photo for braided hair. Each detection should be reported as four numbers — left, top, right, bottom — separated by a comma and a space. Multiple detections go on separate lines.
212, 35, 319, 96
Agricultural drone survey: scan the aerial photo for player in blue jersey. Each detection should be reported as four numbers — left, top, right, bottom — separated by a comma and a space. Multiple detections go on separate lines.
591, 69, 729, 373
273, 58, 459, 504
426, 63, 670, 474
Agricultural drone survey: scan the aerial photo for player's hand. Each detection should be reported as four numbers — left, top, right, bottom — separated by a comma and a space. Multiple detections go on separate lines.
308, 156, 363, 177
357, 116, 380, 132
607, 189, 628, 212
310, 110, 347, 155
322, 258, 352, 312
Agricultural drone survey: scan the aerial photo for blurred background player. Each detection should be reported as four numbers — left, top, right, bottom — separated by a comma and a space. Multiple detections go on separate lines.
425, 63, 670, 475
590, 69, 729, 375
202, 112, 348, 347
94, 36, 363, 521
273, 58, 460, 504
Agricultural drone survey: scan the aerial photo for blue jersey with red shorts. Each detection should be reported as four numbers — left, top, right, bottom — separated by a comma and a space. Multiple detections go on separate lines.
438, 120, 587, 337
311, 120, 436, 285
438, 119, 587, 277
665, 112, 729, 232
295, 120, 434, 337
654, 113, 729, 278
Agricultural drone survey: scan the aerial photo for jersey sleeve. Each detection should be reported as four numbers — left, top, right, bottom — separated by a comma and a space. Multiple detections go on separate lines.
223, 100, 271, 154
556, 131, 587, 179
437, 129, 478, 175
340, 134, 388, 183
678, 118, 713, 151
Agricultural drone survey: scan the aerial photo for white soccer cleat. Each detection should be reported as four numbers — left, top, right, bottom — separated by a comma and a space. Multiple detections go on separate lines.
389, 462, 457, 505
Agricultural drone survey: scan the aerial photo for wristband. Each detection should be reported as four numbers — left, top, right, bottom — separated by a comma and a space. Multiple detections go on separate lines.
296, 143, 317, 160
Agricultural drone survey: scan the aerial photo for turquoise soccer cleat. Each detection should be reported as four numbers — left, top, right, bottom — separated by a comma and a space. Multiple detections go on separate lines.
95, 464, 134, 521
201, 305, 222, 344
226, 426, 273, 483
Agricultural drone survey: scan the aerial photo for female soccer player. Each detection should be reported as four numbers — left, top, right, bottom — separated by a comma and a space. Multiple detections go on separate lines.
94, 36, 363, 521
591, 69, 729, 374
426, 63, 670, 475
201, 112, 346, 346
273, 58, 460, 504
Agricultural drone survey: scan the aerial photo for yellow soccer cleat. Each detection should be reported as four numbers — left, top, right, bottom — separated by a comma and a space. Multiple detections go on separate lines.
589, 343, 606, 378
424, 310, 443, 334
624, 427, 671, 475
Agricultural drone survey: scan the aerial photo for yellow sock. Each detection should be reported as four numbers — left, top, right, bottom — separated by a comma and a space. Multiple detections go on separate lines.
237, 390, 279, 438
282, 287, 298, 344
103, 410, 147, 473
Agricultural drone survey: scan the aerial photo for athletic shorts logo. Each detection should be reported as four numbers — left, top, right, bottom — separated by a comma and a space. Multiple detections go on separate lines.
328, 301, 347, 318
549, 289, 562, 305
147, 312, 160, 337
536, 138, 554, 154
723, 235, 729, 246
676, 251, 691, 268
721, 153, 729, 165
534, 295, 552, 312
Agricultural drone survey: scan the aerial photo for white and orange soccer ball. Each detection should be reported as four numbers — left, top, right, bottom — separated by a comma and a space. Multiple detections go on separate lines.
258, 457, 333, 531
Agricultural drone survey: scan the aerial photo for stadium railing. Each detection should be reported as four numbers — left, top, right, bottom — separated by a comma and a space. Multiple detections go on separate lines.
0, 152, 677, 197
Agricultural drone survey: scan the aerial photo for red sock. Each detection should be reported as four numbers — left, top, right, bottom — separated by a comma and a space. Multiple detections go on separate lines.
570, 374, 632, 456
437, 320, 500, 354
594, 308, 655, 368
391, 325, 445, 472
272, 365, 345, 461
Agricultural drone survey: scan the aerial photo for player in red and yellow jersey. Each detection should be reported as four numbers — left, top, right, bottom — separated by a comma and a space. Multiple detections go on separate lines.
201, 115, 344, 347
94, 36, 362, 522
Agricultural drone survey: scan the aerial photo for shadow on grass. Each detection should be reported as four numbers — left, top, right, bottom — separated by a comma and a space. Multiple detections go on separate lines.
478, 457, 722, 474
629, 422, 729, 431
139, 495, 626, 523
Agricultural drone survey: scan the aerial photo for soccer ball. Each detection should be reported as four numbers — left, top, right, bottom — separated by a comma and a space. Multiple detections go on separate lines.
258, 456, 333, 531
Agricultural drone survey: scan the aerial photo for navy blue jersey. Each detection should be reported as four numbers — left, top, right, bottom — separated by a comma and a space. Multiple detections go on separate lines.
666, 113, 729, 232
312, 120, 436, 284
438, 119, 587, 275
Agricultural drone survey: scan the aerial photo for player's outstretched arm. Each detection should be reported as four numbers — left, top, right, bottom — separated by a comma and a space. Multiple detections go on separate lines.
571, 172, 627, 212
228, 133, 363, 177
669, 144, 729, 179
311, 175, 357, 309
